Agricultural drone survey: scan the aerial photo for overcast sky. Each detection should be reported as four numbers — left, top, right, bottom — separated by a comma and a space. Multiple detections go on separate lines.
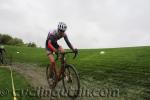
0, 0, 150, 48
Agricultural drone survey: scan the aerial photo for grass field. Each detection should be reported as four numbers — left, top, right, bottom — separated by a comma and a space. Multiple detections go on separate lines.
1, 45, 150, 100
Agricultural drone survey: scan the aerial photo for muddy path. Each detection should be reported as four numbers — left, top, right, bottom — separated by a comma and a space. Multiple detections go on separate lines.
1, 63, 121, 100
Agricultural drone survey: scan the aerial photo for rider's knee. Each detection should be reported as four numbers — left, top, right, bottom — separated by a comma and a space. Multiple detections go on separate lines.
48, 54, 55, 64
49, 57, 55, 64
50, 60, 55, 64
59, 46, 65, 53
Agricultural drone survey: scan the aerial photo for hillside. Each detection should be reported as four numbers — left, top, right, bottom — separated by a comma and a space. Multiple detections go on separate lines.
2, 45, 150, 100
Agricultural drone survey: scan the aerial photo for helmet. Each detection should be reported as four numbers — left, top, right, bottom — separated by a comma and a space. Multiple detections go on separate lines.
58, 22, 67, 32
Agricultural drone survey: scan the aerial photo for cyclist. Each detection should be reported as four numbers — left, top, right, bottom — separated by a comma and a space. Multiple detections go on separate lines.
0, 45, 6, 64
45, 22, 77, 77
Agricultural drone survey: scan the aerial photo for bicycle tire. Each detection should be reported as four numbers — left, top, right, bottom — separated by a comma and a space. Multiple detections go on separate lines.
62, 64, 80, 98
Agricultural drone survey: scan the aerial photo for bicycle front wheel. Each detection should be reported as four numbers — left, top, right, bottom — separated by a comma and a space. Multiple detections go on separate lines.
62, 64, 80, 98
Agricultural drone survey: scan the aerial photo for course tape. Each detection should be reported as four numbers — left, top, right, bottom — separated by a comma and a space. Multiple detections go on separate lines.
9, 66, 17, 100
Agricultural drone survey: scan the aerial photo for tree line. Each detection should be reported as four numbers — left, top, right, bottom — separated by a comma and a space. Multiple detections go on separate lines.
0, 33, 37, 47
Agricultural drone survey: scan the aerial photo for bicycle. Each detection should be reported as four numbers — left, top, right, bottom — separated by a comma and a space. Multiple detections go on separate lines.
46, 51, 80, 98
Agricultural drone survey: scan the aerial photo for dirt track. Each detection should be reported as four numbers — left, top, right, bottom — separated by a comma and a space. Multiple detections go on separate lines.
1, 63, 121, 100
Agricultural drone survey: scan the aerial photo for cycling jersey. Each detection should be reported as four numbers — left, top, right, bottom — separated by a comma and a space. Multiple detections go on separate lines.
45, 29, 74, 52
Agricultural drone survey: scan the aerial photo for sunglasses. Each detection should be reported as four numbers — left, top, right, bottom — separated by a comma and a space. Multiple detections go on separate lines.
58, 29, 65, 33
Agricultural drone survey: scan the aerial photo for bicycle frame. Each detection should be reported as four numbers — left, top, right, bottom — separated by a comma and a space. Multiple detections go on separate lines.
53, 51, 77, 82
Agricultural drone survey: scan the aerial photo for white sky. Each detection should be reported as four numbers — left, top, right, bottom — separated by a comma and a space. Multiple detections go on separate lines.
0, 0, 150, 48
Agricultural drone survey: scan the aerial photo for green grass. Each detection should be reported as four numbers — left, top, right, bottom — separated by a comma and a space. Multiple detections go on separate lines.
5, 45, 48, 64
0, 67, 39, 100
4, 45, 150, 100
0, 68, 12, 100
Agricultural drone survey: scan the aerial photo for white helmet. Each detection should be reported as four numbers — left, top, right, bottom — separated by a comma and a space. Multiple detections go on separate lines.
58, 22, 67, 32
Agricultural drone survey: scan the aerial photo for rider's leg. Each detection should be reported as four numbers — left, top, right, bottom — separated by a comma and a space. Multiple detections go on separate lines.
58, 46, 65, 79
58, 46, 65, 59
58, 46, 65, 53
47, 52, 58, 78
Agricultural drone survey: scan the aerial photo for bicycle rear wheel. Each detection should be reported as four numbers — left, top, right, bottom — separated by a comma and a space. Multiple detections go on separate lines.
62, 64, 80, 98
46, 64, 57, 89
2, 54, 8, 65
0, 53, 7, 65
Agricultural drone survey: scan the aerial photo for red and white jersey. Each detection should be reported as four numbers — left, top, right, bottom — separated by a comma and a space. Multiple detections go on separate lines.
46, 29, 74, 50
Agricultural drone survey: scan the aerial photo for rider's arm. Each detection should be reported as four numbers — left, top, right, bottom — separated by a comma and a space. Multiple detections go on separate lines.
64, 34, 74, 50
